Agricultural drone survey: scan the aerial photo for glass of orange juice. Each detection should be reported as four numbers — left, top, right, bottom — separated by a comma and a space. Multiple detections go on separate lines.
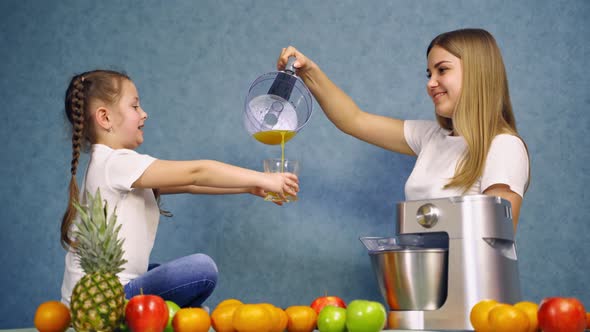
263, 159, 300, 202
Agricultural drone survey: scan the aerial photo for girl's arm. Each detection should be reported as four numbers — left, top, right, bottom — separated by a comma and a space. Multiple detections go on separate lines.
132, 159, 298, 199
159, 185, 280, 204
278, 46, 414, 155
158, 186, 250, 195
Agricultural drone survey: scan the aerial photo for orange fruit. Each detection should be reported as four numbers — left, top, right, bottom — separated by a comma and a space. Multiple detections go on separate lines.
232, 304, 273, 332
258, 303, 283, 332
34, 301, 71, 332
514, 301, 539, 332
488, 304, 529, 332
172, 307, 211, 332
274, 307, 288, 332
217, 298, 243, 309
469, 299, 500, 332
211, 303, 240, 332
284, 306, 317, 332
586, 312, 590, 329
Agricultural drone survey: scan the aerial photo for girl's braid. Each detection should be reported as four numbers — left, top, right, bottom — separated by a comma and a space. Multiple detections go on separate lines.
70, 76, 85, 176
61, 74, 87, 249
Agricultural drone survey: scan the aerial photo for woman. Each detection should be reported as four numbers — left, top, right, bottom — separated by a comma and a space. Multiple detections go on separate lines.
277, 28, 529, 229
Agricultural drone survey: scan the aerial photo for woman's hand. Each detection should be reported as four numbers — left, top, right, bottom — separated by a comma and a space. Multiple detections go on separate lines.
277, 46, 318, 78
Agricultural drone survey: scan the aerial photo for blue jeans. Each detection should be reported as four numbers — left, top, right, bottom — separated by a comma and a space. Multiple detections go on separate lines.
124, 253, 218, 308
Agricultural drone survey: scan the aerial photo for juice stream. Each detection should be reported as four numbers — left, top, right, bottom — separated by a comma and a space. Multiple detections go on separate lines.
252, 129, 296, 201
281, 131, 285, 173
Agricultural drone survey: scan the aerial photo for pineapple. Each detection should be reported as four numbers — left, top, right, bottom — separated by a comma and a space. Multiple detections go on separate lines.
70, 188, 127, 332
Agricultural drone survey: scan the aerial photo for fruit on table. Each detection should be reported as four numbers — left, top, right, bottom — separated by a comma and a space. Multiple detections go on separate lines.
125, 294, 169, 332
211, 302, 240, 332
317, 305, 347, 332
514, 301, 539, 332
285, 305, 317, 332
310, 295, 347, 315
173, 307, 211, 332
34, 301, 71, 332
487, 303, 529, 332
469, 299, 500, 332
345, 300, 386, 332
164, 300, 181, 332
258, 303, 288, 332
232, 303, 273, 332
537, 297, 587, 332
69, 189, 127, 332
274, 306, 289, 332
217, 298, 244, 309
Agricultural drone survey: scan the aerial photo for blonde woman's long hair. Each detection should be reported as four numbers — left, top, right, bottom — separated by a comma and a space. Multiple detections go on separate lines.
427, 28, 528, 193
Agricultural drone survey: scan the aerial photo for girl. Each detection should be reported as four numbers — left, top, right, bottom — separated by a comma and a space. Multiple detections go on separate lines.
60, 70, 299, 307
277, 28, 529, 229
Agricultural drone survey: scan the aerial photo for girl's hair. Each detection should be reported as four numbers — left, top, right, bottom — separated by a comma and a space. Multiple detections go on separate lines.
61, 70, 130, 249
427, 28, 529, 193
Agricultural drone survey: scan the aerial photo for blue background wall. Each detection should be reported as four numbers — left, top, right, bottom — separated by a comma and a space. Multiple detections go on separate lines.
1, 0, 588, 328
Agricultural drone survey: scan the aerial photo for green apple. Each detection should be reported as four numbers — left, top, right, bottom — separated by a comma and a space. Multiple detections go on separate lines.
346, 300, 386, 332
318, 305, 347, 332
164, 300, 181, 332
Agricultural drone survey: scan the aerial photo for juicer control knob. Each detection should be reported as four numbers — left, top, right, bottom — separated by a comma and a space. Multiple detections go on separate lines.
416, 203, 439, 228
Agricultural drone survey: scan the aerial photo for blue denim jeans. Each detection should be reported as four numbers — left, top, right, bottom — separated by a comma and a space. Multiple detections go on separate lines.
124, 253, 218, 307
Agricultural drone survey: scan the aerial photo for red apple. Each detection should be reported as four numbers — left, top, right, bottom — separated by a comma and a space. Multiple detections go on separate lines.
125, 294, 169, 332
538, 297, 586, 332
310, 295, 347, 315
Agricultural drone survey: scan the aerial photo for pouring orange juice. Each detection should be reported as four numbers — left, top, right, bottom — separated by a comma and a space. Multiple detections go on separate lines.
243, 56, 313, 202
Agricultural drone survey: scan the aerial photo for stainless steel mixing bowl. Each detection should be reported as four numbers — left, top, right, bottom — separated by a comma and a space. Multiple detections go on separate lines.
369, 247, 448, 310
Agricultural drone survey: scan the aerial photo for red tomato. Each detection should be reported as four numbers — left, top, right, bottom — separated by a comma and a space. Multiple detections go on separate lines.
537, 297, 586, 332
310, 295, 346, 315
125, 294, 169, 332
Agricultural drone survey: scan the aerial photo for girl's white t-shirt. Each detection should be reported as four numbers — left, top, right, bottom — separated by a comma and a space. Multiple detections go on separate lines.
61, 144, 158, 305
403, 120, 529, 200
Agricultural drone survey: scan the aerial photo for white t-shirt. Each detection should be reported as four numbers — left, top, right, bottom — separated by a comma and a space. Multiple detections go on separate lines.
61, 144, 159, 305
404, 120, 529, 200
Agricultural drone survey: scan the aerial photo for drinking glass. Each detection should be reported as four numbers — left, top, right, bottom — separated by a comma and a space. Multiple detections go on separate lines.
263, 159, 300, 202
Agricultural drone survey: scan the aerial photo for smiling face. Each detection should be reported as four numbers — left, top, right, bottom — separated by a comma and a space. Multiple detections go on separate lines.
426, 45, 463, 119
109, 79, 148, 149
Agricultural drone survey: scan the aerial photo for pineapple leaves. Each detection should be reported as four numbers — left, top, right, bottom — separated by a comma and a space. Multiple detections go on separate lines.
71, 188, 127, 274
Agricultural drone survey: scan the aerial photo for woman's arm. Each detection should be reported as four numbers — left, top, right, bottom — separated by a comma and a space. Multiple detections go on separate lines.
483, 184, 522, 232
278, 46, 414, 155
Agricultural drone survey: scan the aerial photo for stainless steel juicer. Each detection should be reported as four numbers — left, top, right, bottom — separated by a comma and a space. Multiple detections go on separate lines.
361, 195, 521, 330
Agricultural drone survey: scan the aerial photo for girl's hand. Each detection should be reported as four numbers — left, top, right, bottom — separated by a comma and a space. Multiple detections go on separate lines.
265, 172, 299, 201
277, 46, 317, 77
249, 187, 284, 206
